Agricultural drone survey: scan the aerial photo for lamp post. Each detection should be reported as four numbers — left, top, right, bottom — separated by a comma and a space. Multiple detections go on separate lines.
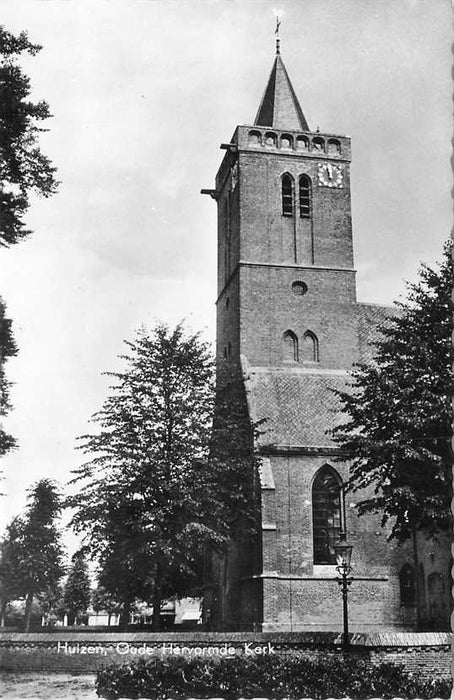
334, 533, 353, 651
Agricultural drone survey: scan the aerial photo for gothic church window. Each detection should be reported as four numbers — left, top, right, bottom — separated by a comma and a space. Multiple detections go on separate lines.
399, 564, 416, 607
299, 175, 312, 218
283, 330, 298, 363
282, 174, 294, 217
303, 330, 319, 362
312, 466, 343, 565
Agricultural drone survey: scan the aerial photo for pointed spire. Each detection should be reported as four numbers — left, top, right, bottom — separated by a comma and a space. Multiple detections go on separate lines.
254, 53, 309, 132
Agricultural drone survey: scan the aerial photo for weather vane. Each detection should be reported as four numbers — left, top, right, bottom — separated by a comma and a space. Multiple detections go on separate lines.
275, 14, 281, 54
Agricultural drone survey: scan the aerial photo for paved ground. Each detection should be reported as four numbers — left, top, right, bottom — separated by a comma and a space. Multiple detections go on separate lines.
0, 673, 98, 699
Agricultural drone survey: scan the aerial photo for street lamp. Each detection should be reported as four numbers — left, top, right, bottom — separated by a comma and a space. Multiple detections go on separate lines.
334, 533, 353, 651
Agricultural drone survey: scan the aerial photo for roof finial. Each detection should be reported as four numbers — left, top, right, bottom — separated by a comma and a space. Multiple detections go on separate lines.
273, 10, 283, 54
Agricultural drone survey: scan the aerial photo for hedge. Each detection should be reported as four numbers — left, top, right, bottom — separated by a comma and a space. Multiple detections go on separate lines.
95, 654, 452, 699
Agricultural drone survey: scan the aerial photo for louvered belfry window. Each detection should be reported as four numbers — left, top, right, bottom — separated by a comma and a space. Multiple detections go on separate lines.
299, 175, 312, 218
282, 174, 294, 216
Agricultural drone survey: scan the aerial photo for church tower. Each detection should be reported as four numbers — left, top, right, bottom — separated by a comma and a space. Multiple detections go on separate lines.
202, 41, 451, 632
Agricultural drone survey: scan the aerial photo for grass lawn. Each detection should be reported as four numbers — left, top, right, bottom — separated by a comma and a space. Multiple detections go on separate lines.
0, 672, 98, 699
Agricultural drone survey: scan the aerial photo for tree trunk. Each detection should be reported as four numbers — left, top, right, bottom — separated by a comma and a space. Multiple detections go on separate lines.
0, 599, 7, 627
412, 529, 422, 630
24, 591, 34, 632
119, 594, 132, 630
151, 567, 163, 631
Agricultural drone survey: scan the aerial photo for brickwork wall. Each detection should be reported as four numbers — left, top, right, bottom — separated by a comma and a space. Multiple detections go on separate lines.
237, 145, 353, 270
239, 265, 357, 367
210, 102, 451, 635
0, 632, 450, 682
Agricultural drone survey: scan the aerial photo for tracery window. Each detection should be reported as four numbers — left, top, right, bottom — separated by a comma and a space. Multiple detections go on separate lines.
312, 466, 343, 564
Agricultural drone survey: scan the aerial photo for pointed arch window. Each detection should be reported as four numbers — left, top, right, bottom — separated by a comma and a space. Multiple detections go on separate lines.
400, 564, 416, 607
281, 174, 294, 217
312, 466, 343, 564
299, 175, 312, 219
303, 331, 319, 363
283, 330, 298, 363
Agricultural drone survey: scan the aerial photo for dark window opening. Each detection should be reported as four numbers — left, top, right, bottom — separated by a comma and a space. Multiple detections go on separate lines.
299, 175, 312, 218
312, 467, 343, 564
400, 564, 416, 607
282, 174, 294, 217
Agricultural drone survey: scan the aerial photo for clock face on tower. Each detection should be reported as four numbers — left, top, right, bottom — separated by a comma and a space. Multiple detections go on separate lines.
317, 163, 343, 188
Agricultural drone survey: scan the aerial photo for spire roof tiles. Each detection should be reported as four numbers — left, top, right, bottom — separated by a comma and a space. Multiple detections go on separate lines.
254, 54, 309, 132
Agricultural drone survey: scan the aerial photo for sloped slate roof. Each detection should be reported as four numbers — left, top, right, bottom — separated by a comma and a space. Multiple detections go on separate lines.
355, 302, 395, 364
246, 369, 348, 448
254, 54, 309, 131
243, 302, 395, 450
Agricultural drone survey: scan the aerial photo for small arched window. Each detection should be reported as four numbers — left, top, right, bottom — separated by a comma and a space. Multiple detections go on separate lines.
312, 137, 325, 152
400, 564, 416, 607
303, 331, 319, 362
282, 174, 294, 217
328, 138, 341, 155
299, 175, 312, 218
312, 466, 343, 564
248, 129, 262, 146
296, 135, 309, 151
283, 330, 298, 363
281, 134, 293, 149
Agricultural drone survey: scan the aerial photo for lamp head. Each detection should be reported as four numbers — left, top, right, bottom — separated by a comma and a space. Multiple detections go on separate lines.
334, 533, 353, 570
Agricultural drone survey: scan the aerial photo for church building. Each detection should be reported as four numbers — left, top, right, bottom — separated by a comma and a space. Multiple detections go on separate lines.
202, 43, 451, 632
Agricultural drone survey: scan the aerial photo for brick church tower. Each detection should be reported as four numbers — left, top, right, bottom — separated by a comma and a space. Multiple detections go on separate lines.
202, 45, 451, 632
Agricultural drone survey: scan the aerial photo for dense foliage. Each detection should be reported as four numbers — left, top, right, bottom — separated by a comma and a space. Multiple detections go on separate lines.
0, 298, 17, 459
0, 26, 58, 245
0, 479, 65, 630
332, 243, 453, 541
63, 550, 91, 625
69, 322, 259, 629
96, 654, 451, 700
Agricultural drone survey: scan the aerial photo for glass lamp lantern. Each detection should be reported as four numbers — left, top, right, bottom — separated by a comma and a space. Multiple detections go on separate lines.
334, 534, 353, 571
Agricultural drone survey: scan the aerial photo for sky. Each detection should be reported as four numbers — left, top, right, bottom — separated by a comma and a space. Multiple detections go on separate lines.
0, 0, 451, 541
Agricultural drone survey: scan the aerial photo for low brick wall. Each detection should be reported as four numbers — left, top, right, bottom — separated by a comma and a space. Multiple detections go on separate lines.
0, 631, 451, 682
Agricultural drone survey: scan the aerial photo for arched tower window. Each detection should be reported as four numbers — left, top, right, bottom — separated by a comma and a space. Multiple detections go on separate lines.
283, 330, 298, 363
281, 174, 294, 217
299, 175, 312, 218
399, 564, 416, 607
303, 331, 319, 362
312, 466, 343, 564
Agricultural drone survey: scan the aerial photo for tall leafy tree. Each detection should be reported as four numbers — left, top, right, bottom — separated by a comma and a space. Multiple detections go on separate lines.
332, 242, 453, 542
0, 517, 22, 625
0, 299, 17, 460
69, 322, 245, 630
63, 550, 91, 625
0, 26, 58, 246
91, 584, 122, 626
3, 479, 66, 631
